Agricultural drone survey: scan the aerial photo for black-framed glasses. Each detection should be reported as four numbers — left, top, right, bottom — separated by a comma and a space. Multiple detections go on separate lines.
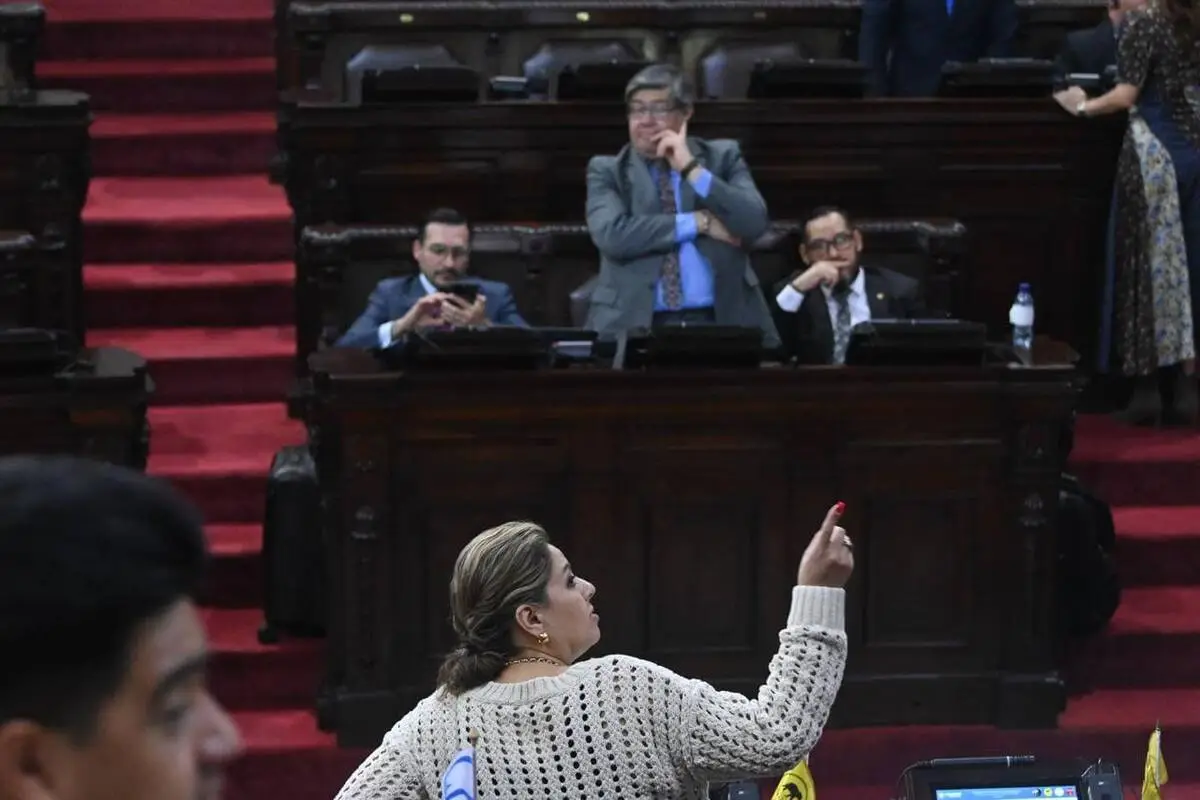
627, 103, 677, 120
426, 244, 469, 260
804, 232, 855, 254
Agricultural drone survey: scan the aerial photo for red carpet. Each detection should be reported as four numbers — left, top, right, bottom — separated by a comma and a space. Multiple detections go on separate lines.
42, 1, 1200, 796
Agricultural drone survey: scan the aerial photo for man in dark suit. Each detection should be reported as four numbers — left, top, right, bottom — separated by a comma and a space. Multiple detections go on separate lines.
859, 0, 1018, 97
584, 63, 779, 348
337, 208, 527, 348
771, 206, 925, 364
1055, 0, 1141, 79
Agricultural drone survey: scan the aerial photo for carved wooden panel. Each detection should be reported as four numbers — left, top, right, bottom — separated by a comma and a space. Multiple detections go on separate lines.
310, 354, 1081, 745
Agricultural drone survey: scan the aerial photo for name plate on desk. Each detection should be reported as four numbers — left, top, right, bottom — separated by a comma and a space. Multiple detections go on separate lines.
845, 319, 987, 367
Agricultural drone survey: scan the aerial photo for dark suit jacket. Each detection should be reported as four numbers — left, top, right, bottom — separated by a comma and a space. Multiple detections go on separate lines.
1055, 20, 1118, 78
770, 266, 925, 364
859, 0, 1018, 96
336, 274, 527, 348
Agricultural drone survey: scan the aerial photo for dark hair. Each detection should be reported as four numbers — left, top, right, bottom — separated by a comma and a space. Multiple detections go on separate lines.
802, 206, 855, 243
0, 456, 207, 740
624, 63, 695, 109
437, 522, 553, 695
419, 207, 470, 242
1163, 0, 1200, 41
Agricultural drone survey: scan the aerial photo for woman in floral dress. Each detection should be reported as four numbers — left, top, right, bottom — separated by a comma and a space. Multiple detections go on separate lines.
1056, 0, 1200, 425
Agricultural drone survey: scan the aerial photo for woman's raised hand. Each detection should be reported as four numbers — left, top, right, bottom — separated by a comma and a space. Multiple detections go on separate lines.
796, 502, 855, 588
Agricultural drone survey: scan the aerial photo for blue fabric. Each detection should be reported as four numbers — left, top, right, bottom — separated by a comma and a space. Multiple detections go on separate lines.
651, 165, 715, 311
1140, 98, 1200, 329
336, 274, 528, 348
441, 747, 475, 800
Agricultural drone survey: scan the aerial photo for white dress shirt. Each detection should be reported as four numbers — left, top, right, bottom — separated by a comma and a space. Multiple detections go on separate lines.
377, 273, 439, 348
775, 268, 872, 329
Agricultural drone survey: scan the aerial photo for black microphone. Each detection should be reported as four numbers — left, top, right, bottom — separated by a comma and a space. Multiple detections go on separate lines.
923, 756, 1037, 769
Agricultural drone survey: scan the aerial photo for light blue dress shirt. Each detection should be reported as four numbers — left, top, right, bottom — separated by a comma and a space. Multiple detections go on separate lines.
649, 164, 716, 311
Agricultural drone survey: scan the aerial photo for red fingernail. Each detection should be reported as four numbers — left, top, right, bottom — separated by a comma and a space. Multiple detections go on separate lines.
835, 501, 846, 514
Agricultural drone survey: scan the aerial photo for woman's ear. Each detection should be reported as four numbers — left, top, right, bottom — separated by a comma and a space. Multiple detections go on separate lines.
513, 604, 543, 640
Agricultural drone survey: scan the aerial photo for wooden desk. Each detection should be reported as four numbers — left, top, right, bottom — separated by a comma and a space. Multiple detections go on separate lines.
281, 99, 1122, 363
0, 347, 150, 468
308, 345, 1081, 747
0, 91, 91, 344
294, 218, 967, 376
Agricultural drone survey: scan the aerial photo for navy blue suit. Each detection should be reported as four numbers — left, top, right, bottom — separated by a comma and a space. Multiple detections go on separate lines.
859, 0, 1018, 97
336, 274, 528, 349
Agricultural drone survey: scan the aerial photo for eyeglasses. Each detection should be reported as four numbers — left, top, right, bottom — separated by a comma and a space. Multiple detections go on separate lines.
804, 232, 855, 254
426, 244, 469, 260
628, 104, 677, 120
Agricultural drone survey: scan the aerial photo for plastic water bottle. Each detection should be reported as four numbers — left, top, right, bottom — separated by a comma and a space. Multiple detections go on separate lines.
1010, 282, 1035, 351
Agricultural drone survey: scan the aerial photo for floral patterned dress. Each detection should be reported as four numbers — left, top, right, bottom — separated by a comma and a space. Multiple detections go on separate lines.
1107, 7, 1200, 375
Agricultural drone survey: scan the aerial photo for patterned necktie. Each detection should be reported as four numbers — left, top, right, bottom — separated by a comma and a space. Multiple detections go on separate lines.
654, 164, 684, 309
832, 289, 852, 365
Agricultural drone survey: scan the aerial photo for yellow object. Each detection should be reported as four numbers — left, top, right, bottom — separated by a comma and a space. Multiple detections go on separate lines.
1141, 725, 1168, 800
771, 760, 815, 800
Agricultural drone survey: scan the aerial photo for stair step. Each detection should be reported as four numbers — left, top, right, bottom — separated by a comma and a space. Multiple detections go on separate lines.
39, 57, 274, 113
84, 176, 291, 263
84, 175, 288, 224
1072, 416, 1200, 507
204, 523, 264, 608
85, 263, 293, 328
41, 0, 273, 22
90, 326, 294, 405
90, 112, 275, 177
1063, 585, 1200, 690
232, 709, 339, 753
1115, 505, 1200, 588
45, 18, 273, 62
205, 608, 322, 711
146, 402, 299, 521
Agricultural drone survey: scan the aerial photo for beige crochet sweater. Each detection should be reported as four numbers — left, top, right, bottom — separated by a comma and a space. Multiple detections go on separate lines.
334, 586, 847, 799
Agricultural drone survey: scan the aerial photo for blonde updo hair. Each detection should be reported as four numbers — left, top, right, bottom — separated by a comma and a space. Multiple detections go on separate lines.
437, 521, 553, 695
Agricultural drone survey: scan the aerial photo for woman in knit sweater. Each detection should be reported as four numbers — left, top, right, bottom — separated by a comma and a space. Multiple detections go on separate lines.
334, 504, 853, 799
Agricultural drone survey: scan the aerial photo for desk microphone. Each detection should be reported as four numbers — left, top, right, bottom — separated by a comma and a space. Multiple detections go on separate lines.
921, 756, 1037, 769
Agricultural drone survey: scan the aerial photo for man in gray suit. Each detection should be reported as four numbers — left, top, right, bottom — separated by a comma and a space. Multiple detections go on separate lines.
584, 64, 780, 348
337, 207, 527, 348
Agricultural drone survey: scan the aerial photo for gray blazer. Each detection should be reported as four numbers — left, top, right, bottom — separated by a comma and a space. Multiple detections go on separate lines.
584, 137, 780, 349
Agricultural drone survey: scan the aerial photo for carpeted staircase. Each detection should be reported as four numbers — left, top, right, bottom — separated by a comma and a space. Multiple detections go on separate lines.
34, 1, 1200, 796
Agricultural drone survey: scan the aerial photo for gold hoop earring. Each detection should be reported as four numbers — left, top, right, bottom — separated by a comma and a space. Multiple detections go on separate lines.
536, 632, 550, 645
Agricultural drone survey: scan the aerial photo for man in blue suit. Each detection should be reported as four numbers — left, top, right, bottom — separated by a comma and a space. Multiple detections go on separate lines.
859, 0, 1018, 97
337, 208, 528, 348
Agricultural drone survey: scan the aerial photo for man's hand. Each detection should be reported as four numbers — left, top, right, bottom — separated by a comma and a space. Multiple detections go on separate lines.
390, 293, 448, 338
705, 213, 742, 247
653, 121, 694, 173
790, 261, 847, 293
441, 294, 488, 328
